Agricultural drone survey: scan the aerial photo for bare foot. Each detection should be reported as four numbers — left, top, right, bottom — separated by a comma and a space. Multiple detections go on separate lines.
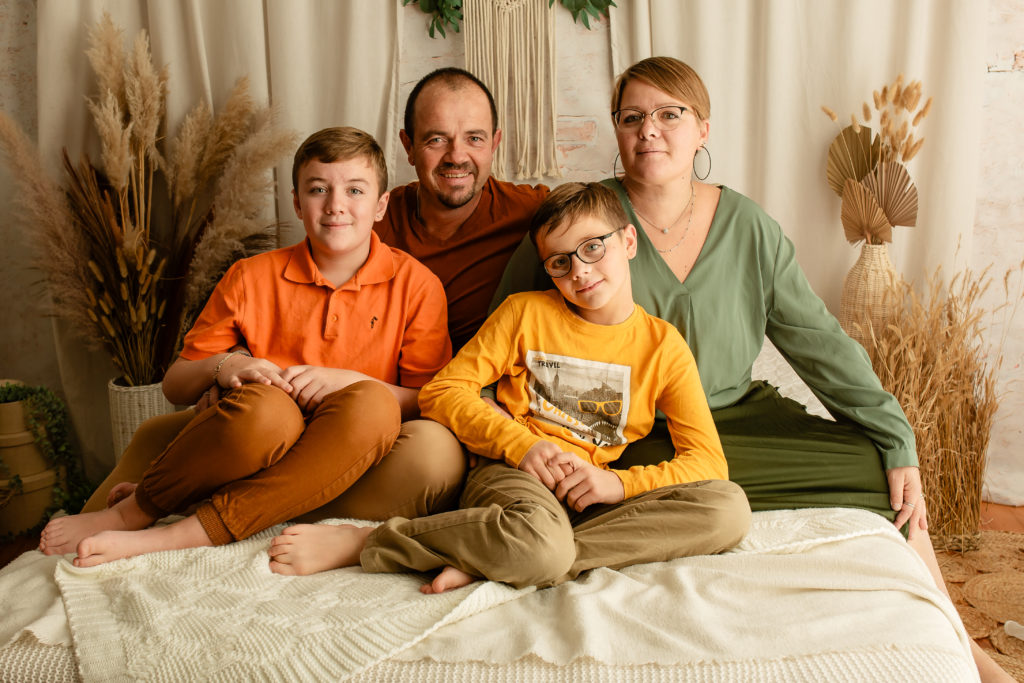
268, 524, 374, 576
420, 565, 477, 594
74, 515, 212, 567
39, 494, 153, 556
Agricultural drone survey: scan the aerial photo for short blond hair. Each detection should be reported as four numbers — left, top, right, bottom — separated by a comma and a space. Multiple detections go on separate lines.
611, 56, 710, 123
292, 127, 388, 195
529, 182, 628, 245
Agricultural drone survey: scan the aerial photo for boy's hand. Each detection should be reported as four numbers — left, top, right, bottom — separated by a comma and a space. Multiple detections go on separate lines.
218, 355, 292, 394
555, 462, 625, 512
280, 366, 369, 411
518, 441, 580, 491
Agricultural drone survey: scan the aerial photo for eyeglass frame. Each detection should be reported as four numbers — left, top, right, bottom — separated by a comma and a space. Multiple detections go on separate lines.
611, 105, 690, 131
541, 226, 625, 278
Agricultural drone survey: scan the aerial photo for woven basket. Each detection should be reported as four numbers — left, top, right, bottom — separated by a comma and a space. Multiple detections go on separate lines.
839, 243, 896, 348
107, 379, 175, 462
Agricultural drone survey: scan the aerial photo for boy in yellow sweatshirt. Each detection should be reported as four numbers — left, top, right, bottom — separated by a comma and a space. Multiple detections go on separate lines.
267, 182, 750, 592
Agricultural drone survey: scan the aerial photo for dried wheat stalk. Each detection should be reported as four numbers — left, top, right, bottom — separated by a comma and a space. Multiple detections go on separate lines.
859, 261, 1023, 551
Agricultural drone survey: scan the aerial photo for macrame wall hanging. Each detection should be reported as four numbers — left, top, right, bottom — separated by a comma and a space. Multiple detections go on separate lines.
464, 0, 561, 180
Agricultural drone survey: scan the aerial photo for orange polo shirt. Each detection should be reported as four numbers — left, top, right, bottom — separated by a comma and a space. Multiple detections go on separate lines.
180, 232, 451, 388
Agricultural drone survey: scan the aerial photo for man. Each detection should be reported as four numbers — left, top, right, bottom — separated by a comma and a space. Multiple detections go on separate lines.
375, 67, 548, 351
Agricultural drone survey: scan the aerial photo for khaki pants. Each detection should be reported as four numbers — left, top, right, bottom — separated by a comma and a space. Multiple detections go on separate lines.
82, 382, 466, 544
362, 460, 751, 589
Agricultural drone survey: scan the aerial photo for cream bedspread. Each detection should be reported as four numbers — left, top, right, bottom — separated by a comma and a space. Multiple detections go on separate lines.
0, 508, 977, 682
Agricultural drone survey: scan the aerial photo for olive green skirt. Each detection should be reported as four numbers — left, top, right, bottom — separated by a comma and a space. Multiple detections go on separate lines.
618, 381, 899, 528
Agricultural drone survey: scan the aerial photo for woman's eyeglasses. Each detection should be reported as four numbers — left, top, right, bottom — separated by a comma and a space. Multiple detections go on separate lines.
542, 227, 624, 278
612, 105, 689, 131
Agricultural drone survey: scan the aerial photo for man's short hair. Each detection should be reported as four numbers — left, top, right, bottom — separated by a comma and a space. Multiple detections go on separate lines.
529, 182, 629, 245
403, 67, 498, 140
292, 127, 388, 195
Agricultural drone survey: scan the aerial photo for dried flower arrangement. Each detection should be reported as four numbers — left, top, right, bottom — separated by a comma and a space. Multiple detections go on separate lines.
0, 14, 297, 386
821, 75, 931, 245
860, 260, 1024, 551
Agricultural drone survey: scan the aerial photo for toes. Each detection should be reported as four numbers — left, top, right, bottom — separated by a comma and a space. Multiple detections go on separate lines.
269, 560, 298, 576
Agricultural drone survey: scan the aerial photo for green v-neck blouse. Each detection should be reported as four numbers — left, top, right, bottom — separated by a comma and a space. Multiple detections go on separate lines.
493, 180, 916, 470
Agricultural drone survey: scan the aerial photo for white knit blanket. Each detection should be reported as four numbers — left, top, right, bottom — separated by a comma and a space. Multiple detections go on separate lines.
0, 508, 978, 683
52, 521, 529, 682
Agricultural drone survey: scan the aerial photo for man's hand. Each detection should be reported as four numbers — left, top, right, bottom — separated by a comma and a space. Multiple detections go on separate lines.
518, 441, 580, 491
555, 461, 626, 512
280, 366, 369, 411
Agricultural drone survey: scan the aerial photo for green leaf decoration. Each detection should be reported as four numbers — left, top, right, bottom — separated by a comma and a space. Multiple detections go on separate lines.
549, 0, 617, 28
826, 124, 880, 197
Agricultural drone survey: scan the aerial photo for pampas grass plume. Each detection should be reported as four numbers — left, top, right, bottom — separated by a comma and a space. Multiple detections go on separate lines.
197, 77, 256, 187
167, 101, 212, 208
85, 13, 126, 115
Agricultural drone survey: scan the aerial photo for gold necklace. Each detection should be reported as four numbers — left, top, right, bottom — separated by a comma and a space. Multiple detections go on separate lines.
622, 180, 696, 254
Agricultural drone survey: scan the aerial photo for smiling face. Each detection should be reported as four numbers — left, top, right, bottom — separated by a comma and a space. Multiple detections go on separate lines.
400, 80, 501, 211
536, 215, 638, 326
615, 79, 710, 186
292, 155, 389, 274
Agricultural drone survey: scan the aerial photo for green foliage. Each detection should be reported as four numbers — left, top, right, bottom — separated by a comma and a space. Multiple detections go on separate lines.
548, 0, 616, 30
0, 382, 93, 529
404, 0, 614, 38
402, 0, 463, 38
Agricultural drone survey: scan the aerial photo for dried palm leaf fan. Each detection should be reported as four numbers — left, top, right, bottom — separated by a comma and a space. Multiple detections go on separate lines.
826, 125, 880, 196
862, 161, 918, 228
841, 178, 892, 244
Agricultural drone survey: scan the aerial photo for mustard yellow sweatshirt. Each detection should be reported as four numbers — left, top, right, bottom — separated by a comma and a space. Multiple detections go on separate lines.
418, 290, 727, 498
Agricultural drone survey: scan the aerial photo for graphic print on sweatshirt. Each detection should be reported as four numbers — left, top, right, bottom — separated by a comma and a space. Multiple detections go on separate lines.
525, 350, 630, 447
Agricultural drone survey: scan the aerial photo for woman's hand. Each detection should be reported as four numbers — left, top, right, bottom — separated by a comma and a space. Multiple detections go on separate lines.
555, 462, 626, 512
887, 466, 928, 540
518, 441, 579, 491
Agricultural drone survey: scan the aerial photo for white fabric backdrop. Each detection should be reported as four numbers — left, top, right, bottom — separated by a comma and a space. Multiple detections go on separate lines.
609, 0, 987, 303
33, 0, 397, 477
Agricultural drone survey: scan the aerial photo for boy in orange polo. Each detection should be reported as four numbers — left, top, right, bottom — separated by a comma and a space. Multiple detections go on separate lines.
40, 127, 456, 566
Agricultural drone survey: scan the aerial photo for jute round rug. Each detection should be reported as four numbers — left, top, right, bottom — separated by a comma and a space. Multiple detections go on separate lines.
937, 530, 1024, 681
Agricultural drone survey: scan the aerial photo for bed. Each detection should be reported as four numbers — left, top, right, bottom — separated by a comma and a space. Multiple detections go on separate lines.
0, 342, 979, 682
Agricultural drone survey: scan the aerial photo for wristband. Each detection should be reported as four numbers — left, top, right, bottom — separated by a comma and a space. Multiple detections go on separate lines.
212, 350, 245, 386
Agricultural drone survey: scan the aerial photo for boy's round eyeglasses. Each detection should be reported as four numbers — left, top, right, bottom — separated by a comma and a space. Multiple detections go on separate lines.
542, 227, 625, 278
612, 105, 689, 131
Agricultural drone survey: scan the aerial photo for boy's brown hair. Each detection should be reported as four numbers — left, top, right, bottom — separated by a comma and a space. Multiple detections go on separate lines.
291, 127, 388, 195
529, 182, 629, 245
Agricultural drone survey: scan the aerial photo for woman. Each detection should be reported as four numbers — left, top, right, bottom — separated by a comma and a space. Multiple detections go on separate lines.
493, 56, 1009, 682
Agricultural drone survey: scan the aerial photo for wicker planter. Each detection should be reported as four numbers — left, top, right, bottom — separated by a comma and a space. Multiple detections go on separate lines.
108, 378, 175, 462
839, 243, 896, 348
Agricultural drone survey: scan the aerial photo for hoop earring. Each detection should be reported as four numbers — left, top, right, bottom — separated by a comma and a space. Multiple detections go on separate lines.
612, 152, 625, 181
693, 146, 711, 181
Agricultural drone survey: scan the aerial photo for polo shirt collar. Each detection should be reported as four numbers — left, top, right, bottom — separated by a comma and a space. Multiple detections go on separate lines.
283, 232, 396, 289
